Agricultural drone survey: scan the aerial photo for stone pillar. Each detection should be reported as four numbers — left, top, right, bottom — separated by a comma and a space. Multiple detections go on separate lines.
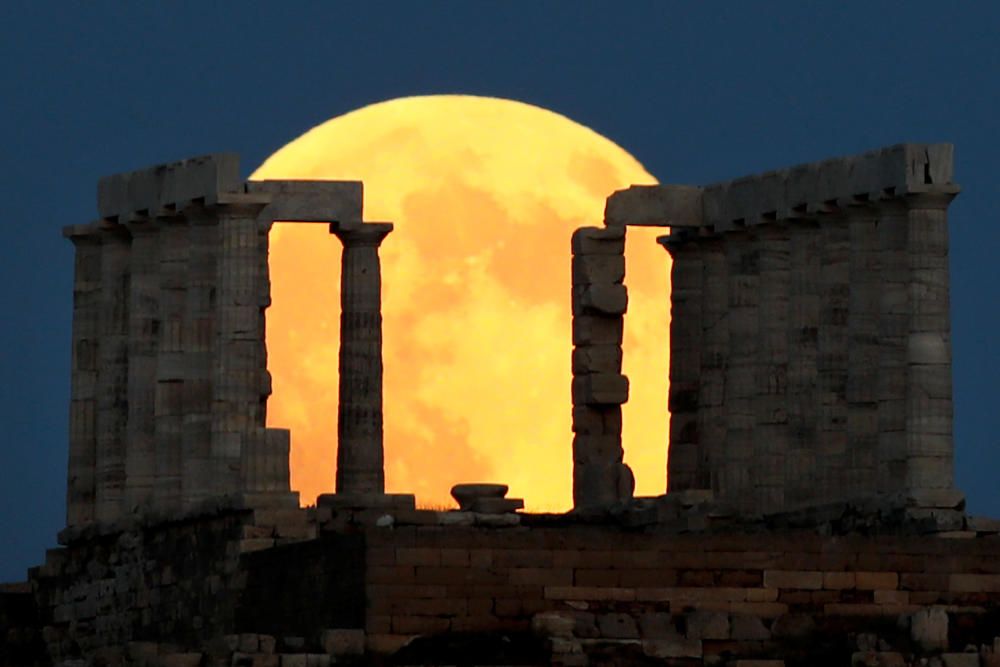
723, 229, 758, 511
123, 219, 160, 514
570, 226, 633, 509
660, 232, 704, 492
64, 227, 102, 526
331, 223, 393, 497
698, 236, 729, 499
817, 214, 850, 503
154, 219, 190, 513
182, 208, 218, 508
876, 200, 909, 492
845, 205, 880, 498
94, 225, 131, 523
755, 223, 790, 513
211, 203, 269, 501
902, 192, 956, 493
785, 221, 820, 507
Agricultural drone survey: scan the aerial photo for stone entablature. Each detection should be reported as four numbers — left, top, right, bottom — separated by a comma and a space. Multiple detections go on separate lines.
63, 154, 391, 529
601, 143, 960, 515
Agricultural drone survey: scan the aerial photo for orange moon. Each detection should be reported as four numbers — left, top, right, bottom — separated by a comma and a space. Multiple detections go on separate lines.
251, 95, 669, 511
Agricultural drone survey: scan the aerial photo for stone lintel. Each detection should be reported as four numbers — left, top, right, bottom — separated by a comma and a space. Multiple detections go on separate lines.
604, 184, 703, 227
98, 153, 241, 222
247, 179, 364, 223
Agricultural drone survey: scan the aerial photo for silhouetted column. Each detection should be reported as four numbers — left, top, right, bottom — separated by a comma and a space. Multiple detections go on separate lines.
698, 236, 728, 498
846, 204, 880, 498
124, 219, 160, 514
95, 225, 131, 523
785, 220, 820, 507
64, 226, 102, 527
331, 223, 393, 496
660, 232, 704, 492
755, 223, 790, 513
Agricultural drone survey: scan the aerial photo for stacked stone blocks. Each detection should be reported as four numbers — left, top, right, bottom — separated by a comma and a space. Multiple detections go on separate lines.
570, 226, 634, 507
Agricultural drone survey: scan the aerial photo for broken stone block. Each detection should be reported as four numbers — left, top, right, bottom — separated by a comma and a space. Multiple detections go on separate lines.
571, 226, 625, 255
684, 611, 729, 640
730, 614, 770, 640
572, 374, 629, 405
597, 613, 639, 639
532, 612, 576, 639
319, 628, 364, 656
571, 405, 622, 435
572, 345, 623, 375
468, 497, 524, 514
450, 483, 508, 510
572, 254, 625, 285
573, 283, 628, 316
572, 315, 623, 346
911, 607, 948, 651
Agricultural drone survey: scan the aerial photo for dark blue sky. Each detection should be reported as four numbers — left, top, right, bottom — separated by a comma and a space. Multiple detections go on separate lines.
1, 2, 997, 581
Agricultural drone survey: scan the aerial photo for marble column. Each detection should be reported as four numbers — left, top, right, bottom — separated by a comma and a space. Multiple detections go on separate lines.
64, 227, 102, 527
94, 225, 131, 523
123, 219, 160, 514
698, 236, 729, 499
331, 223, 393, 497
660, 232, 704, 492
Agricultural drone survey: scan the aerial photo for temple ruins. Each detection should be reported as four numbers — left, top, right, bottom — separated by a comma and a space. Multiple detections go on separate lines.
4, 143, 1000, 667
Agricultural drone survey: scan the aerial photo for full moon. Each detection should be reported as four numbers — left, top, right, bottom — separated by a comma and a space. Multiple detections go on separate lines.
251, 95, 669, 511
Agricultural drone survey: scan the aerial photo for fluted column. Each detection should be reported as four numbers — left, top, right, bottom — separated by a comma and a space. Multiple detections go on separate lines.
64, 227, 102, 527
331, 223, 393, 496
94, 225, 131, 523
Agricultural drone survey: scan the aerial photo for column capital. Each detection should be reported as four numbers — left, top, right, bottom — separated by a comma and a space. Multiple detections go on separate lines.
330, 222, 393, 247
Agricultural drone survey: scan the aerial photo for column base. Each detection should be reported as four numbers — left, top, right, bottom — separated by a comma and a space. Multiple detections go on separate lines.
317, 492, 416, 511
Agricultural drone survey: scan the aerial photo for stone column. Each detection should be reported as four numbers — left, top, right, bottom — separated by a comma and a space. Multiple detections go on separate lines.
817, 214, 850, 503
902, 192, 956, 493
698, 236, 729, 498
64, 227, 102, 527
659, 232, 704, 492
876, 200, 909, 492
755, 223, 790, 513
845, 204, 880, 498
154, 219, 190, 513
331, 223, 393, 497
182, 208, 218, 508
211, 203, 269, 502
723, 229, 758, 511
94, 224, 131, 523
123, 219, 160, 515
570, 226, 633, 509
785, 221, 820, 507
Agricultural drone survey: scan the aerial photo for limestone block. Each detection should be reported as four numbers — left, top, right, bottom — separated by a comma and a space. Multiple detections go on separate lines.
247, 180, 363, 223
730, 614, 770, 640
908, 333, 950, 365
572, 283, 628, 316
641, 638, 703, 659
636, 612, 679, 640
910, 607, 948, 650
684, 611, 729, 640
597, 613, 639, 639
572, 315, 623, 346
604, 184, 703, 227
532, 612, 576, 638
572, 254, 625, 285
572, 435, 623, 464
571, 226, 625, 255
941, 654, 978, 667
572, 345, 622, 375
319, 629, 364, 656
572, 406, 622, 435
572, 374, 629, 405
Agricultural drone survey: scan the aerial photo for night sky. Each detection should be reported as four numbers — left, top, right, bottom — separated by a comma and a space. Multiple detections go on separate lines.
1, 2, 998, 582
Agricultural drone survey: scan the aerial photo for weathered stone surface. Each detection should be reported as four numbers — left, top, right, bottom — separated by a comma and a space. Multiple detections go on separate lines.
684, 611, 729, 640
319, 628, 364, 656
911, 607, 948, 650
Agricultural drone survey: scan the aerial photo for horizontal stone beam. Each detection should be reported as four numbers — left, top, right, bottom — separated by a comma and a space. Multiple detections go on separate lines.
604, 185, 703, 227
247, 180, 364, 223
98, 153, 242, 221
607, 143, 960, 234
